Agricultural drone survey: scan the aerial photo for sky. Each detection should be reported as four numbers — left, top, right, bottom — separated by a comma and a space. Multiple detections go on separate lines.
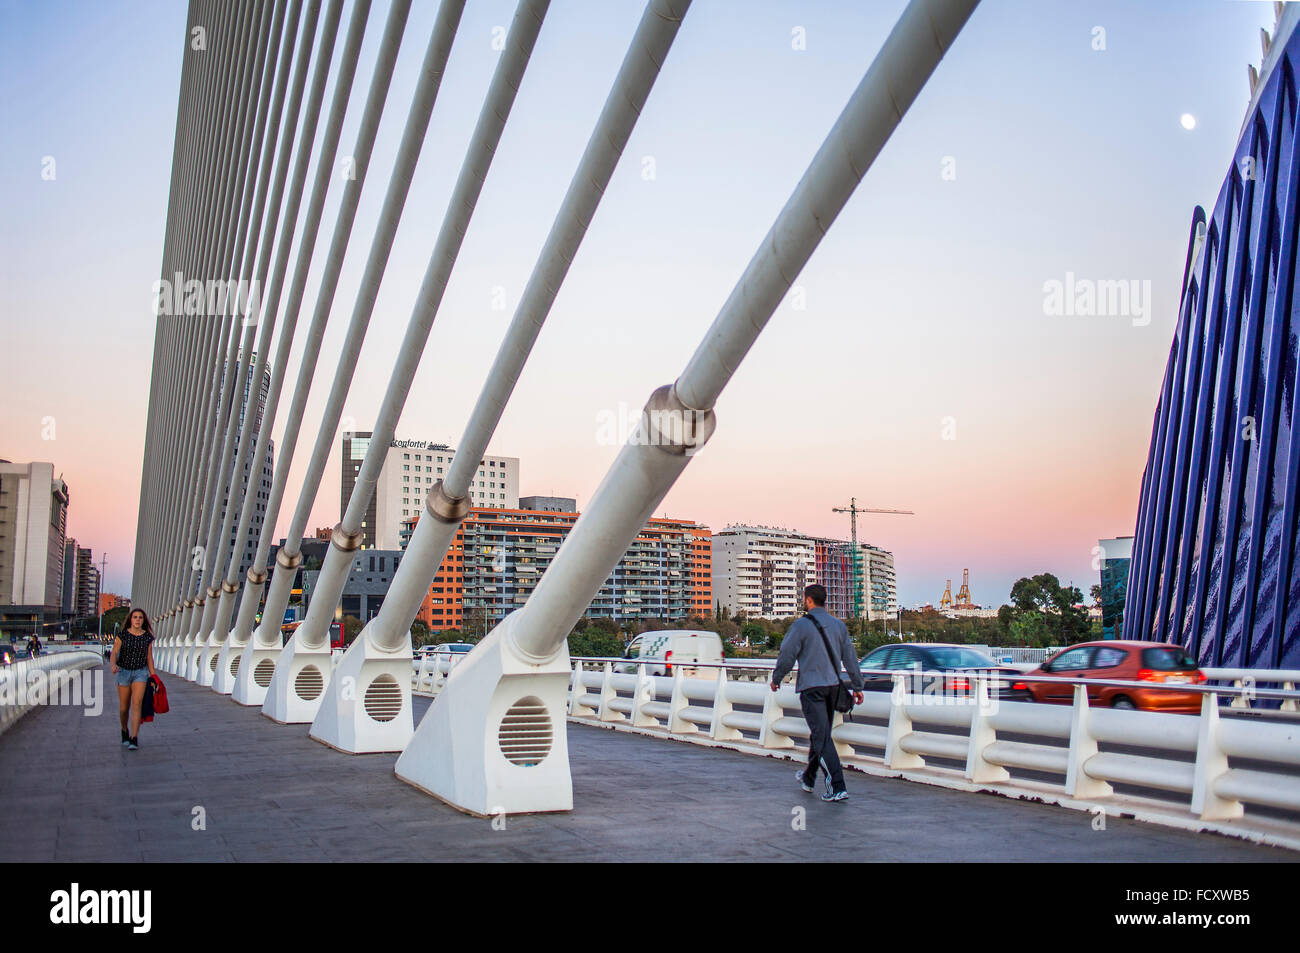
0, 0, 1282, 608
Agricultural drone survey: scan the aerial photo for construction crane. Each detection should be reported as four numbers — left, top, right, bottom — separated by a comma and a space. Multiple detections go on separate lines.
954, 568, 975, 609
940, 579, 953, 610
831, 498, 913, 622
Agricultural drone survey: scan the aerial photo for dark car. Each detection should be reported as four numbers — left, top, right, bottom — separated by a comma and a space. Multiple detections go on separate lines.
858, 643, 1031, 701
1021, 640, 1206, 712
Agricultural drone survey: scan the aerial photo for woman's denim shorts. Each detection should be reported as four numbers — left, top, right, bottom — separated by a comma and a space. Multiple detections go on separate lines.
116, 667, 150, 686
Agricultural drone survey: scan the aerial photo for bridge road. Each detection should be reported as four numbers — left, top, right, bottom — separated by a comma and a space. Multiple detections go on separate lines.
0, 662, 1291, 862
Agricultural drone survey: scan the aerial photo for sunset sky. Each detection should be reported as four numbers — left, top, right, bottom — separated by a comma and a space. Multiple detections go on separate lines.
0, 0, 1279, 608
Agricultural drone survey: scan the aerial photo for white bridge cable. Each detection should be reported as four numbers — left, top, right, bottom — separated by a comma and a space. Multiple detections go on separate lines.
157, 0, 264, 643
186, 0, 296, 655
189, 0, 308, 658
228, 0, 375, 650
143, 0, 233, 630
508, 0, 981, 660
134, 6, 202, 603
206, 0, 345, 651
253, 0, 470, 645
239, 0, 414, 651
173, 0, 284, 656
363, 0, 693, 653
293, 0, 550, 653
196, 0, 326, 652
163, 0, 272, 639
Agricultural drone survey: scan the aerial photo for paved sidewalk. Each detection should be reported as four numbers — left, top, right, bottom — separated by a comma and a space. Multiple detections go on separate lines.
0, 666, 1292, 862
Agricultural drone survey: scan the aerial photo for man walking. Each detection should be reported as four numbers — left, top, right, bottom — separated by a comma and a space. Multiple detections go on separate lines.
770, 584, 865, 802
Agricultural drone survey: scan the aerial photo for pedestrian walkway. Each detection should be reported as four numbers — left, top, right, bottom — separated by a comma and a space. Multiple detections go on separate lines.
0, 667, 1290, 862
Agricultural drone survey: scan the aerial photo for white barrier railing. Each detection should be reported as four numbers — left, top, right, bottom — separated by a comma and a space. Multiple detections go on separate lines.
561, 656, 1300, 844
1203, 667, 1300, 712
0, 651, 103, 736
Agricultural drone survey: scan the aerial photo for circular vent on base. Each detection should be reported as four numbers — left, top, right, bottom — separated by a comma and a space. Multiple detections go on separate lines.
295, 664, 323, 701
498, 696, 552, 766
230, 655, 241, 677
209, 654, 219, 673
364, 674, 403, 722
254, 658, 275, 687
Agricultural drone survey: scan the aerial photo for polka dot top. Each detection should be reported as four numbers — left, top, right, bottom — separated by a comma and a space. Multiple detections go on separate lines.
117, 631, 153, 670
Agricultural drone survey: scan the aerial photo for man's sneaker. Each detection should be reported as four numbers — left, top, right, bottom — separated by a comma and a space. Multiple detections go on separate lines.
796, 770, 814, 793
127, 737, 139, 751
821, 789, 849, 803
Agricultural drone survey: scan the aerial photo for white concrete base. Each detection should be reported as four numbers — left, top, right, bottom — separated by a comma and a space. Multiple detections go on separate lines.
261, 634, 333, 724
210, 637, 246, 695
231, 642, 283, 707
179, 642, 199, 681
196, 639, 220, 687
395, 617, 573, 816
309, 627, 414, 753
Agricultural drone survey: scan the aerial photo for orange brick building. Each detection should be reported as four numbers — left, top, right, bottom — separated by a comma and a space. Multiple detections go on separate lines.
401, 505, 710, 634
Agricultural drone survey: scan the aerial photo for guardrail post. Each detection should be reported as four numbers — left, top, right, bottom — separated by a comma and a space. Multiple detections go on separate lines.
1229, 678, 1250, 709
1191, 691, 1244, 820
1065, 684, 1112, 799
569, 661, 595, 717
710, 667, 743, 741
1283, 682, 1298, 713
885, 674, 924, 769
965, 676, 1009, 782
759, 681, 795, 749
830, 711, 854, 759
667, 666, 696, 734
631, 661, 659, 727
597, 661, 625, 722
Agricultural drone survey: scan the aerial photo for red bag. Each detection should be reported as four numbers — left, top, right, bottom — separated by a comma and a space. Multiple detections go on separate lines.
142, 674, 169, 723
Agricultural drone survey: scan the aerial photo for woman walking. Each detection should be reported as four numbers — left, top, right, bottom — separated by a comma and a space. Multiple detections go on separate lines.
110, 608, 155, 750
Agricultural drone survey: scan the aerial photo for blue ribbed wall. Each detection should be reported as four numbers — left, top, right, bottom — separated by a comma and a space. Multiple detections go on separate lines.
1128, 25, 1300, 669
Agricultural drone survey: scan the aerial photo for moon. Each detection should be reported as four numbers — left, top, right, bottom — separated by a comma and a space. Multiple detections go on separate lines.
1180, 113, 1197, 130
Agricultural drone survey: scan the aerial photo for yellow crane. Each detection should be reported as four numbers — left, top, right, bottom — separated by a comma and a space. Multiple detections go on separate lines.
831, 498, 913, 621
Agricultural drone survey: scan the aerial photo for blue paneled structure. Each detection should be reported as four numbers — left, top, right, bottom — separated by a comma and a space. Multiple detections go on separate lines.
1128, 10, 1300, 669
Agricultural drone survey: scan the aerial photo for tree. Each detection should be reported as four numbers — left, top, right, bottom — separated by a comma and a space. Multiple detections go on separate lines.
342, 615, 363, 646
410, 619, 431, 648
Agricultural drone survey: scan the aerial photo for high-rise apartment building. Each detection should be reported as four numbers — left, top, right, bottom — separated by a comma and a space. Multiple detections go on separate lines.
712, 526, 815, 620
400, 504, 710, 634
344, 433, 520, 550
0, 461, 69, 637
717, 525, 896, 621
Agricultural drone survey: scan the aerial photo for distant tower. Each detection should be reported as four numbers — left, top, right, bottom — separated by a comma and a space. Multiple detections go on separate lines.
954, 568, 975, 609
940, 578, 953, 609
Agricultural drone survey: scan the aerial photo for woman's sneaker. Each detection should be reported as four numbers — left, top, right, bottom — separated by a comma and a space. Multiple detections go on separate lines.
795, 770, 814, 793
127, 737, 139, 751
121, 729, 130, 746
821, 789, 849, 802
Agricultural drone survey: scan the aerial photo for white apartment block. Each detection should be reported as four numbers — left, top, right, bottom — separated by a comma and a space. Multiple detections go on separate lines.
863, 543, 898, 620
713, 525, 816, 620
715, 524, 897, 621
0, 461, 69, 630
363, 437, 519, 550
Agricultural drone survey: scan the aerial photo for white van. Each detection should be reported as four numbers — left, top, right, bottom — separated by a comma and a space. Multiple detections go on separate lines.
619, 629, 723, 678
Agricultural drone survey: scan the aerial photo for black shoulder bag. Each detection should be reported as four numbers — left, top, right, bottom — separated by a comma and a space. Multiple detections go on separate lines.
805, 613, 855, 713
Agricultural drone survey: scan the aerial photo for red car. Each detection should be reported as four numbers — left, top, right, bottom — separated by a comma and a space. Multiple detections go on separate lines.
1020, 640, 1207, 713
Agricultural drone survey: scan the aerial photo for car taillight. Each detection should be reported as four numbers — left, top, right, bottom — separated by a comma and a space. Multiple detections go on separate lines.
665, 650, 672, 674
1012, 682, 1027, 691
1135, 668, 1163, 682
946, 677, 970, 692
1193, 670, 1207, 683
